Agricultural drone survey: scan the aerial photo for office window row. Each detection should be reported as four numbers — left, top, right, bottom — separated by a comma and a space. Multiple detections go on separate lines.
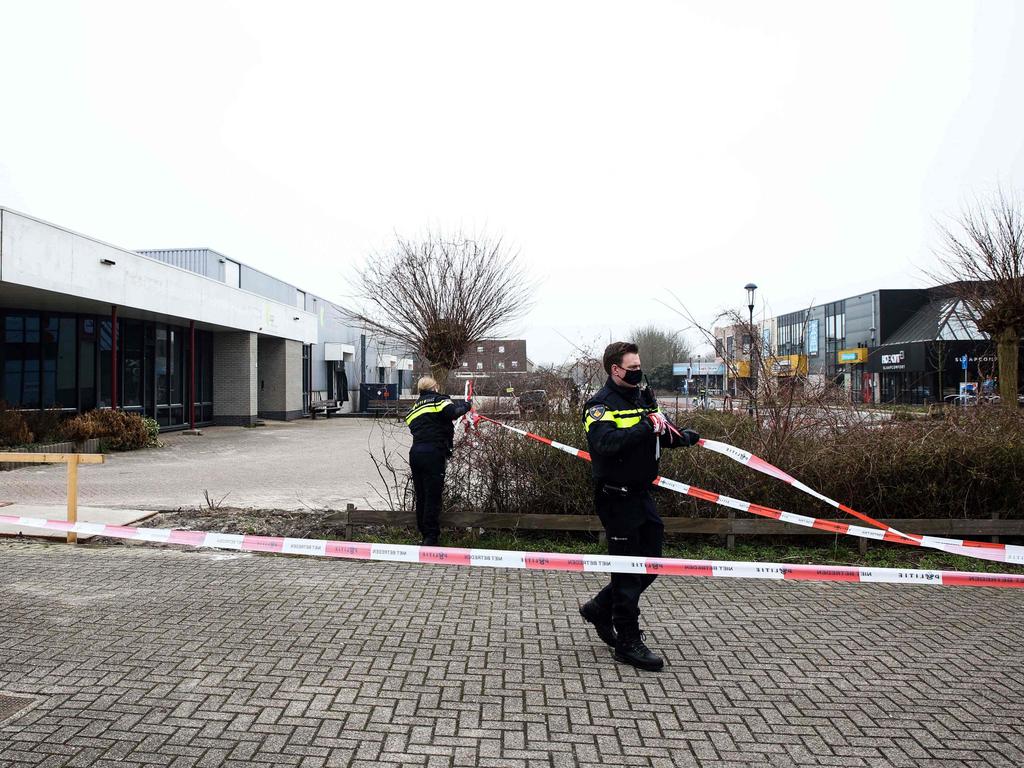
2, 310, 213, 428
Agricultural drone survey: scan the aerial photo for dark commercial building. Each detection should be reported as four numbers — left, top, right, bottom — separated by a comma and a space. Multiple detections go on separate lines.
772, 290, 927, 402
761, 284, 1010, 405
868, 289, 997, 404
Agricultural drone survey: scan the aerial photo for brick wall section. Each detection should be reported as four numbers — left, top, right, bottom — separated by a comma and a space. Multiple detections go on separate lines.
257, 337, 304, 420
212, 331, 258, 426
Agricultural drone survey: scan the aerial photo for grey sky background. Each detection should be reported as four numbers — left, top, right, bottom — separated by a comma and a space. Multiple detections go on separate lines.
2, 1, 1022, 364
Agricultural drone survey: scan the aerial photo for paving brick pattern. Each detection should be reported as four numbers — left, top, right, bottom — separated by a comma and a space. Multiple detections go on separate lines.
1, 541, 1023, 767
0, 419, 410, 511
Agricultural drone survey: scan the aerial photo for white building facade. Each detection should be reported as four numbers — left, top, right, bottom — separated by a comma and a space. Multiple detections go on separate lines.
0, 208, 411, 428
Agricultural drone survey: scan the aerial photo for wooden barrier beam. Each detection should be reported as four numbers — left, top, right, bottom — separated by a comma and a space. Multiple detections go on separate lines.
0, 453, 104, 544
1, 453, 104, 464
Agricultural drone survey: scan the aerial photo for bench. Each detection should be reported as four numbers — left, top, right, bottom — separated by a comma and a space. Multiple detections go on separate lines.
367, 398, 399, 416
310, 390, 342, 419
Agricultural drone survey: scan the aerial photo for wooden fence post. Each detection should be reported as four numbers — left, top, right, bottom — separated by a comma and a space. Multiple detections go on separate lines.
344, 503, 355, 540
66, 455, 79, 545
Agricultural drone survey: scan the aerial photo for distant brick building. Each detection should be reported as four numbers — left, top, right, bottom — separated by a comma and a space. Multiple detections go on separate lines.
416, 339, 533, 381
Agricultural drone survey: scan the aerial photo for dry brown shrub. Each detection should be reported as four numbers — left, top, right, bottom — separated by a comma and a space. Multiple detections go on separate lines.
0, 402, 33, 447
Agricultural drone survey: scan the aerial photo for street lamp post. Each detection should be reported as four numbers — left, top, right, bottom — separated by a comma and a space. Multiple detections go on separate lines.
745, 283, 758, 417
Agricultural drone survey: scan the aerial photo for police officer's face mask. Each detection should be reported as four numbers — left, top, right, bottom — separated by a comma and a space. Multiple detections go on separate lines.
619, 367, 643, 386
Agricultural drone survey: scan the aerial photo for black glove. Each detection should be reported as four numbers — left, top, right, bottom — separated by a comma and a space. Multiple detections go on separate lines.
680, 428, 700, 447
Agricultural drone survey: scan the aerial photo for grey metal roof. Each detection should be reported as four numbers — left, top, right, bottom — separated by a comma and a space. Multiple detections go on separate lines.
137, 248, 225, 280
881, 298, 986, 346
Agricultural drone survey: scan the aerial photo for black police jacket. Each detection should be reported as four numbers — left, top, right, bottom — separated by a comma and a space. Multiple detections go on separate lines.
405, 391, 471, 455
583, 377, 678, 492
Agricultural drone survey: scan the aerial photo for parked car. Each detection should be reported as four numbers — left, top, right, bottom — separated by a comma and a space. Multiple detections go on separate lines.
517, 389, 548, 414
943, 393, 978, 406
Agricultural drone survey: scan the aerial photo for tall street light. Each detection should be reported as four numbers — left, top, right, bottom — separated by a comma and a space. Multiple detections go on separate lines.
745, 283, 758, 417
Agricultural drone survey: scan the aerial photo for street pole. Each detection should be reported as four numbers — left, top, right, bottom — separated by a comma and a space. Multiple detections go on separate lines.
703, 354, 710, 408
745, 283, 758, 418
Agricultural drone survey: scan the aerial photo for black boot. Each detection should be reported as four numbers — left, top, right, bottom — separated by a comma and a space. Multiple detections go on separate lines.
421, 535, 439, 547
614, 631, 664, 672
579, 600, 616, 648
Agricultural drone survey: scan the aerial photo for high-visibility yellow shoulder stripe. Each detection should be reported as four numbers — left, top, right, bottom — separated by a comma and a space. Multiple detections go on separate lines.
404, 399, 451, 425
584, 406, 650, 432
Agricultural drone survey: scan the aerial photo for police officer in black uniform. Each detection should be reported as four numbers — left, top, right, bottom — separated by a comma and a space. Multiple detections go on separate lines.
405, 376, 472, 546
579, 341, 699, 671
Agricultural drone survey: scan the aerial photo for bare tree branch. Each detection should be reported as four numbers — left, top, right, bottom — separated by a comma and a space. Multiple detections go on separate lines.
342, 231, 535, 388
928, 186, 1024, 405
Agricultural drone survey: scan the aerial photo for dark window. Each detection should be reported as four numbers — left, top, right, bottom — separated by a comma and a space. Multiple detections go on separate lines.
143, 323, 155, 416
56, 317, 77, 408
169, 328, 181, 405
5, 314, 42, 408
41, 317, 58, 407
122, 320, 144, 408
155, 327, 168, 425
99, 319, 113, 407
79, 318, 96, 410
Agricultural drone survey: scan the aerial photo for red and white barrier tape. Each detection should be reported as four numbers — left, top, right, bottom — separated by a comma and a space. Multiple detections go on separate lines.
697, 439, 908, 538
2, 514, 1022, 590
473, 416, 1024, 566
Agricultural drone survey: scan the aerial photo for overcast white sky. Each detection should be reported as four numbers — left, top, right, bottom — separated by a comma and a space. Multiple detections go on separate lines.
2, 1, 1023, 363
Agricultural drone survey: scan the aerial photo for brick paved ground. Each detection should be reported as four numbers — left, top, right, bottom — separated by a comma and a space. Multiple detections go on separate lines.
0, 419, 409, 511
2, 541, 1023, 767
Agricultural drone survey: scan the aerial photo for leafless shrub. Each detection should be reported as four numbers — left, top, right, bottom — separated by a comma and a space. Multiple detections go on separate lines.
365, 417, 414, 512
202, 489, 230, 511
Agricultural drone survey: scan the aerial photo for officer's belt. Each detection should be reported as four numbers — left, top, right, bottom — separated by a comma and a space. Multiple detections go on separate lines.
599, 481, 650, 498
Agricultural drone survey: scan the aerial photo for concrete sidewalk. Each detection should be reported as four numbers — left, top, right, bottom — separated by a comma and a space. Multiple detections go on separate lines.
2, 540, 1023, 767
0, 418, 409, 512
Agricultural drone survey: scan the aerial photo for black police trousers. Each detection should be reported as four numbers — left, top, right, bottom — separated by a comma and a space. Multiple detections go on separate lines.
410, 444, 447, 539
591, 488, 664, 637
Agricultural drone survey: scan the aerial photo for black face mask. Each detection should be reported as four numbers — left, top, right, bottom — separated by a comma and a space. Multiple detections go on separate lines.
621, 368, 643, 386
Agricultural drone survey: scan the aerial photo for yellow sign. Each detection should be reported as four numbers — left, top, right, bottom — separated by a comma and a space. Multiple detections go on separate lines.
767, 355, 808, 377
734, 360, 751, 378
837, 348, 868, 364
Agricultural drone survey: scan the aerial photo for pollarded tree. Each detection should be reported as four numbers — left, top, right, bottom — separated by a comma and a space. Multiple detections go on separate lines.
345, 231, 534, 390
933, 188, 1024, 407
